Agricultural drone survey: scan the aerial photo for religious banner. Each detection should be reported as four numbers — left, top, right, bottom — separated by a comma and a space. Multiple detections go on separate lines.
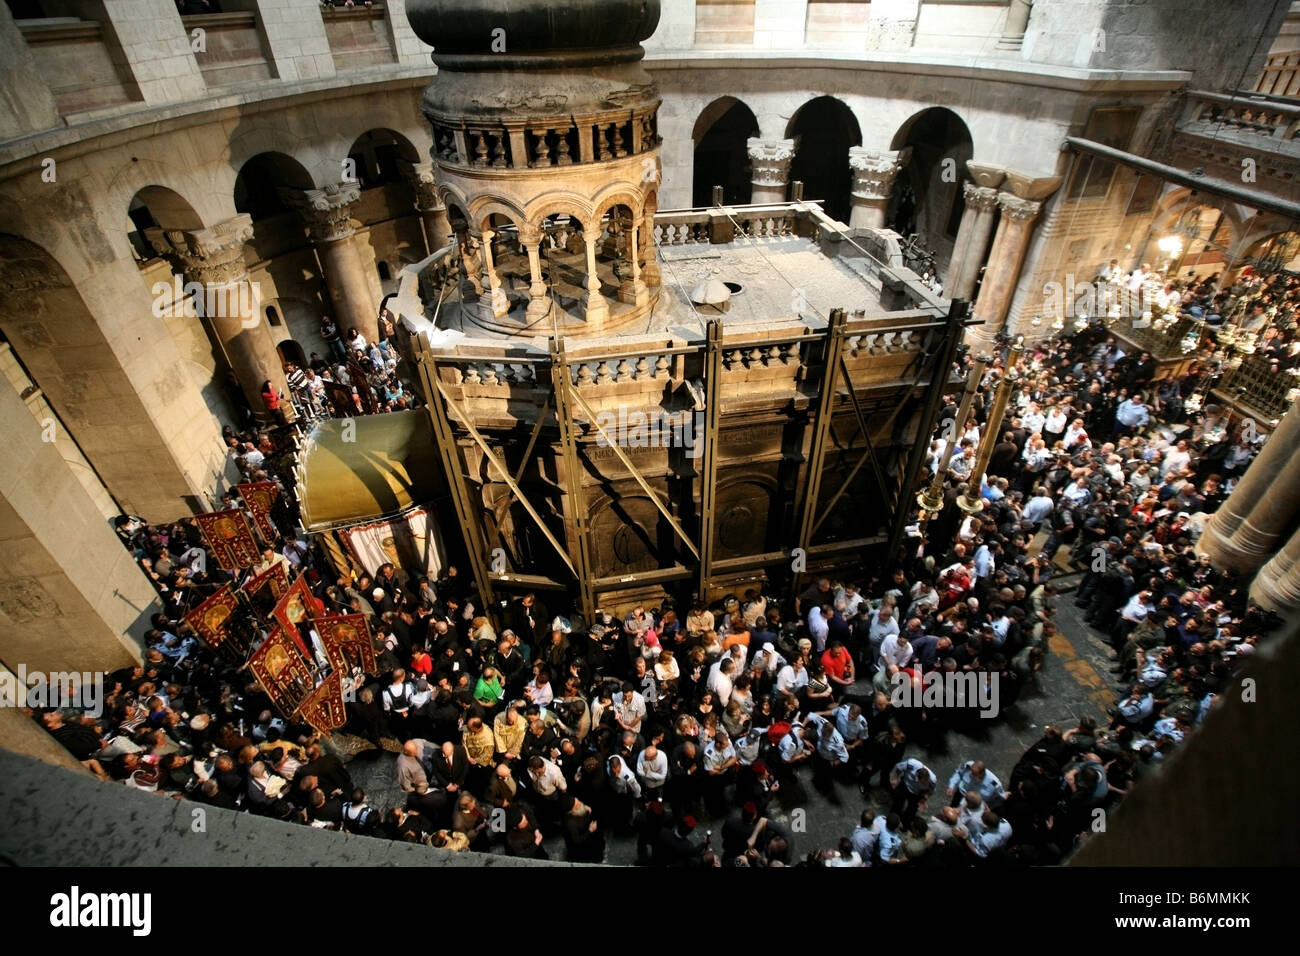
271, 574, 326, 659
236, 481, 281, 544
247, 626, 313, 718
293, 672, 348, 734
315, 613, 377, 675
194, 509, 261, 571
242, 561, 290, 619
183, 584, 239, 651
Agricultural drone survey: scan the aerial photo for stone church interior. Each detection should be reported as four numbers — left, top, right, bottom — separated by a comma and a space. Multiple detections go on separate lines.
0, 0, 1297, 872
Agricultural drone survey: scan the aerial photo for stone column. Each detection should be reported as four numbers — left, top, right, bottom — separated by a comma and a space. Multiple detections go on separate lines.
641, 201, 662, 286
1200, 405, 1300, 573
618, 216, 649, 306
582, 232, 610, 324
283, 183, 379, 345
847, 146, 911, 230
520, 224, 551, 321
747, 138, 796, 204
478, 228, 510, 318
405, 161, 453, 254
1249, 520, 1300, 612
997, 0, 1033, 52
163, 215, 291, 419
968, 194, 1042, 349
947, 175, 1004, 300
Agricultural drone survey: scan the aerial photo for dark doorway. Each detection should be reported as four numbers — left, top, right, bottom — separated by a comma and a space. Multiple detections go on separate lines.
693, 97, 760, 207
787, 96, 862, 224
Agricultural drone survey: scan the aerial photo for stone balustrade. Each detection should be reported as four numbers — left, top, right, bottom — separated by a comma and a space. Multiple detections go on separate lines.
1182, 90, 1300, 144
428, 109, 658, 172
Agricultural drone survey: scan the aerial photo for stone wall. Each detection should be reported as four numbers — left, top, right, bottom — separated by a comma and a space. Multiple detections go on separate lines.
1024, 0, 1288, 91
0, 378, 154, 675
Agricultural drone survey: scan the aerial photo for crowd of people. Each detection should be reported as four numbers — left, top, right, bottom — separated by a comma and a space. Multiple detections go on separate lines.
26, 299, 1289, 865
259, 307, 421, 426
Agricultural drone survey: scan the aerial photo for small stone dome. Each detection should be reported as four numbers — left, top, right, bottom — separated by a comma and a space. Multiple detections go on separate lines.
407, 0, 661, 61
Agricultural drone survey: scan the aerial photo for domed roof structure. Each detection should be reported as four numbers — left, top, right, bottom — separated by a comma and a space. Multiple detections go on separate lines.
407, 0, 661, 64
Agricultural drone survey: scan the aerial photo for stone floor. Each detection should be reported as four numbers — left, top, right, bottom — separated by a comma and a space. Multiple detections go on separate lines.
346, 572, 1123, 864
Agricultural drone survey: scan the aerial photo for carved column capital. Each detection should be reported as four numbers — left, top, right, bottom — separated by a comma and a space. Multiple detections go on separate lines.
404, 161, 447, 214
848, 146, 911, 201
996, 193, 1042, 223
161, 214, 254, 285
282, 182, 362, 242
962, 183, 1002, 213
747, 137, 796, 187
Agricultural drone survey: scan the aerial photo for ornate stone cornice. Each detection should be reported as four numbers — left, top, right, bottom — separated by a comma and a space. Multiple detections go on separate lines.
281, 182, 362, 242
849, 146, 911, 201
747, 137, 796, 187
996, 193, 1042, 223
161, 214, 254, 285
963, 182, 1001, 213
403, 160, 447, 214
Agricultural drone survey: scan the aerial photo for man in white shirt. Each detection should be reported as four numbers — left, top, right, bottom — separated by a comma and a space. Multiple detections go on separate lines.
1161, 439, 1191, 478
636, 745, 668, 800
875, 632, 914, 692
867, 606, 900, 669
613, 683, 646, 734
806, 603, 831, 652
776, 657, 809, 700
707, 657, 735, 707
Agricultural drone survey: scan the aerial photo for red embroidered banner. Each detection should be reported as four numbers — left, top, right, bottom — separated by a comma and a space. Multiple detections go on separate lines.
183, 584, 239, 651
194, 509, 261, 571
271, 574, 325, 660
293, 672, 348, 734
236, 481, 281, 544
242, 561, 290, 619
247, 626, 314, 718
315, 613, 377, 675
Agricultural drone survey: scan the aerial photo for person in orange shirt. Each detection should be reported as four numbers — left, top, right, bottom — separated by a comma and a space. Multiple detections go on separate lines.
820, 641, 856, 699
721, 619, 751, 651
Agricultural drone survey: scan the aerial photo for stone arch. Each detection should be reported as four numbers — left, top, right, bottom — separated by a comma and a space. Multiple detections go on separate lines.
344, 128, 423, 190
1143, 189, 1241, 279
592, 188, 648, 226
124, 186, 205, 261
692, 95, 760, 207
234, 151, 316, 221
889, 107, 974, 265
786, 95, 863, 224
468, 196, 528, 233
526, 193, 597, 232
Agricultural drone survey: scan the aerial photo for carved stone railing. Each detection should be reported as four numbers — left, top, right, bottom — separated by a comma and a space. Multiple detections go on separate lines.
653, 211, 711, 246
428, 109, 658, 171
1181, 90, 1300, 145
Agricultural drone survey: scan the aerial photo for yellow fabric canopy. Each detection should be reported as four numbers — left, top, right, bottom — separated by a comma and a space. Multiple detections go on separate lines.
297, 410, 446, 530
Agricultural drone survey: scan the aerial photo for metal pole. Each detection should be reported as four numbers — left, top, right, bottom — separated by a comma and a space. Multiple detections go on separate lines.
698, 319, 723, 601
917, 352, 989, 523
550, 336, 597, 626
957, 344, 1023, 514
412, 337, 498, 624
885, 299, 969, 561
792, 308, 849, 596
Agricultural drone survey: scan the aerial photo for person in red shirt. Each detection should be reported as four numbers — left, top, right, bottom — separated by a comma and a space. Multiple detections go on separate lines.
821, 641, 856, 699
410, 648, 434, 678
